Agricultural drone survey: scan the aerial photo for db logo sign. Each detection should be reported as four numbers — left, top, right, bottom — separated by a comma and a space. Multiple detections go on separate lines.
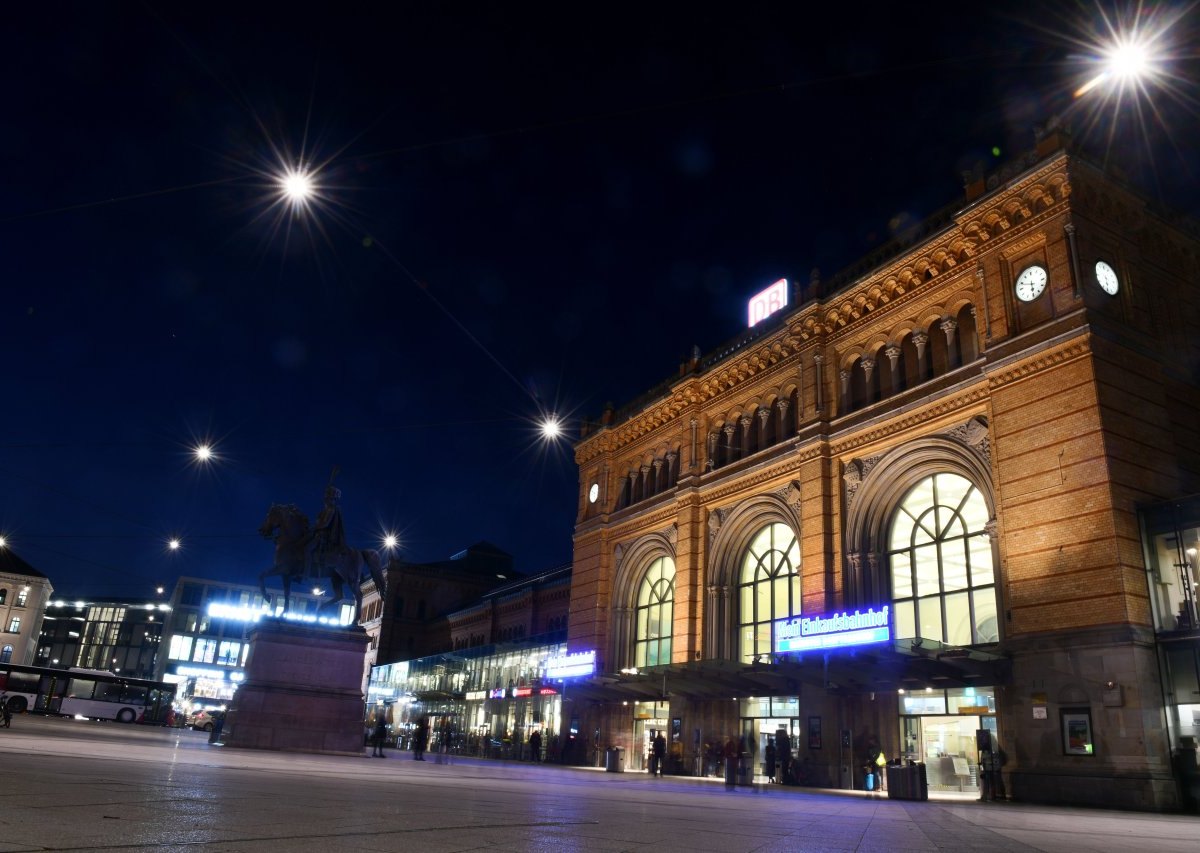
748, 279, 788, 327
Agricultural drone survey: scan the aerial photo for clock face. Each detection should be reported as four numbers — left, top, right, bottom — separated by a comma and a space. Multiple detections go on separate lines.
588, 483, 599, 504
1015, 264, 1047, 302
1095, 260, 1119, 295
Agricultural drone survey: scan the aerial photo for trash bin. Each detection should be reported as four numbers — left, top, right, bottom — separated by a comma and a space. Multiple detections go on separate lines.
886, 761, 927, 800
604, 746, 624, 773
737, 757, 752, 786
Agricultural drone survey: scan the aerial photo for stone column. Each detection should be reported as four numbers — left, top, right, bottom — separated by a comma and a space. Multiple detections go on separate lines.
912, 331, 929, 380
707, 432, 718, 471
839, 368, 851, 415
666, 452, 677, 489
940, 317, 959, 368
861, 357, 876, 404
723, 424, 736, 464
885, 344, 901, 394
813, 352, 825, 413
757, 407, 771, 449
776, 398, 790, 441
740, 416, 752, 458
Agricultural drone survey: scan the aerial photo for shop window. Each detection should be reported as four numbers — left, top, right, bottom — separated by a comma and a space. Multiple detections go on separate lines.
889, 473, 998, 645
634, 556, 675, 667
737, 522, 801, 663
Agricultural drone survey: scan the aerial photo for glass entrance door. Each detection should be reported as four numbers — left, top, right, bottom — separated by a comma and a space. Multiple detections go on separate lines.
914, 715, 981, 792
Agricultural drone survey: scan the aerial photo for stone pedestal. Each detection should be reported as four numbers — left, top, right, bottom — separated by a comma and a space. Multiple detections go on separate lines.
221, 619, 369, 756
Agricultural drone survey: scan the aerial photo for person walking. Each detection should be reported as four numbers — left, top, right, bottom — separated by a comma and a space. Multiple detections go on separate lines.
0, 694, 11, 729
371, 716, 388, 757
653, 731, 667, 777
413, 717, 429, 761
764, 739, 777, 783
529, 729, 542, 763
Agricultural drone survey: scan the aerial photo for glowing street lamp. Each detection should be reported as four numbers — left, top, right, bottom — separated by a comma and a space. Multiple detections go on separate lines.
167, 538, 182, 551
382, 533, 399, 552
193, 443, 215, 463
539, 416, 563, 441
0, 535, 6, 548
279, 166, 316, 212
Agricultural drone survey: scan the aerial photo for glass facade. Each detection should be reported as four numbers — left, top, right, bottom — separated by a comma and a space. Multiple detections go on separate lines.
368, 637, 572, 761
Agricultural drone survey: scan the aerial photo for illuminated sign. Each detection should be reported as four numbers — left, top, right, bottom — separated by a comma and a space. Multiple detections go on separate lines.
545, 650, 596, 679
537, 686, 558, 696
512, 686, 533, 698
174, 665, 230, 681
775, 606, 890, 653
489, 688, 507, 699
465, 690, 487, 701
206, 602, 351, 627
747, 278, 788, 327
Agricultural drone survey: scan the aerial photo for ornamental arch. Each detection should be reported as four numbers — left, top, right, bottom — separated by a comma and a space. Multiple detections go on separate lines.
705, 489, 802, 660
608, 530, 676, 671
842, 424, 997, 616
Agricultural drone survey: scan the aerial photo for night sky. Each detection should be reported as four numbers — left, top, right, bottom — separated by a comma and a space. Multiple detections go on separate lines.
3, 3, 1196, 598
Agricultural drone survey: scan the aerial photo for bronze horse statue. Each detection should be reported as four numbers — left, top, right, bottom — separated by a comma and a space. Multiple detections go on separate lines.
258, 503, 387, 620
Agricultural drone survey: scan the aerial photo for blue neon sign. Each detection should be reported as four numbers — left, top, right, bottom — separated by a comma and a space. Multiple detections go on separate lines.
775, 606, 890, 652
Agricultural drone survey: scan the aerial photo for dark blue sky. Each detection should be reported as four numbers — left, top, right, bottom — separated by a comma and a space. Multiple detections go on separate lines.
3, 3, 1196, 597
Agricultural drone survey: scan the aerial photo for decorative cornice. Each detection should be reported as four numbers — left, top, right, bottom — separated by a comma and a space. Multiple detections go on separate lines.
829, 385, 990, 455
985, 338, 1092, 390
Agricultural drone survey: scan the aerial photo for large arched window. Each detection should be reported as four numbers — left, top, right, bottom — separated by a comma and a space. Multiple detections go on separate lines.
635, 557, 675, 667
738, 523, 801, 663
889, 473, 998, 645
0, 645, 11, 663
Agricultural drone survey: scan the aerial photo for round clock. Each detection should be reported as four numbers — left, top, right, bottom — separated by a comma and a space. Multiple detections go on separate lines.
1095, 260, 1119, 295
1015, 264, 1047, 302
588, 483, 599, 504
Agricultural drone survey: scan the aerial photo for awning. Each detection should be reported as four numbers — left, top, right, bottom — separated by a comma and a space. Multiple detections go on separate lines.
557, 641, 1009, 704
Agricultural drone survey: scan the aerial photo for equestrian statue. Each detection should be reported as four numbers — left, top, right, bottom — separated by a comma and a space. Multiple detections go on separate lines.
258, 469, 387, 621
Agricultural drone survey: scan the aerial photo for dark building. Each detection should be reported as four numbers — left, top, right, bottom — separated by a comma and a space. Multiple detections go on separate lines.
39, 596, 167, 680
360, 542, 521, 670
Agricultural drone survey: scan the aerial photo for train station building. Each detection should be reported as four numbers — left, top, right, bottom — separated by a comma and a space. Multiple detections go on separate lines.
564, 132, 1200, 809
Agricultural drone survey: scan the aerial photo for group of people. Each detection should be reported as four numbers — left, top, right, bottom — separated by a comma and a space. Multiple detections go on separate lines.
370, 715, 429, 760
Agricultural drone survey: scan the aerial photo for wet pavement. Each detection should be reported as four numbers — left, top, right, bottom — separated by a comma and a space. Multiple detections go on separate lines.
0, 714, 1196, 852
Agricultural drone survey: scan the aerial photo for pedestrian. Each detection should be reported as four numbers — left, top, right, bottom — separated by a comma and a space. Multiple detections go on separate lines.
724, 736, 738, 790
413, 717, 429, 761
529, 729, 542, 763
1, 693, 11, 729
764, 739, 777, 783
372, 716, 388, 758
653, 730, 667, 777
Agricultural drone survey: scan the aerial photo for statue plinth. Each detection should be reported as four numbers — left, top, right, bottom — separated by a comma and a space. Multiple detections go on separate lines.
221, 619, 368, 756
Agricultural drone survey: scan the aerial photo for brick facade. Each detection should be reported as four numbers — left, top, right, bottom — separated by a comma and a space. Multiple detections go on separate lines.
568, 134, 1199, 808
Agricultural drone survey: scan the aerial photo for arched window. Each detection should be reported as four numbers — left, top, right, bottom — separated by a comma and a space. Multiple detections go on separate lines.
0, 589, 6, 605
0, 645, 11, 663
737, 523, 801, 663
635, 557, 675, 667
888, 473, 998, 645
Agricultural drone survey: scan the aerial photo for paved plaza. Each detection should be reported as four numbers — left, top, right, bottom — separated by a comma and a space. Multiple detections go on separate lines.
0, 715, 1196, 852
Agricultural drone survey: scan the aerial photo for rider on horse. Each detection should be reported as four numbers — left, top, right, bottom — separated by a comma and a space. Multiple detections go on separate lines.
306, 483, 346, 577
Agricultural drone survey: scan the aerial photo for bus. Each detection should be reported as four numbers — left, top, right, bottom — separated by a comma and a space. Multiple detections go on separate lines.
0, 663, 176, 724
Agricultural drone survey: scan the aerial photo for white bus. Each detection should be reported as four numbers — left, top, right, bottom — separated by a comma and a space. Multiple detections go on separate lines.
0, 663, 176, 724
